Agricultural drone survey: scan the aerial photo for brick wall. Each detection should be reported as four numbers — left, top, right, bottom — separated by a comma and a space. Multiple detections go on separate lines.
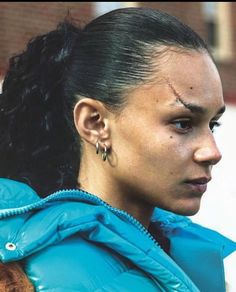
219, 2, 236, 103
143, 2, 236, 104
0, 2, 236, 103
0, 2, 93, 75
140, 2, 207, 37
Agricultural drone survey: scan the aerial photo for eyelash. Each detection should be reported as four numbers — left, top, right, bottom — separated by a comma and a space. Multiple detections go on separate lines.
210, 121, 221, 132
172, 119, 221, 133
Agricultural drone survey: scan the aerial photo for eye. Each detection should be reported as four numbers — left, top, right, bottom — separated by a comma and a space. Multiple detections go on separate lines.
172, 119, 193, 133
210, 120, 221, 133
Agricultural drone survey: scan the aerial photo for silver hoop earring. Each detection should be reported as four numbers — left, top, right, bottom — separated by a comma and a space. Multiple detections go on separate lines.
102, 145, 108, 161
96, 140, 100, 155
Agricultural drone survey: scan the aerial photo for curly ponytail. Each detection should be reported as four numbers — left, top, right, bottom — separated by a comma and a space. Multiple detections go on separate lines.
0, 21, 81, 197
0, 8, 209, 198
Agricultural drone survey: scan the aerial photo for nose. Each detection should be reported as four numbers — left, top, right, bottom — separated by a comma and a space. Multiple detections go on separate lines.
193, 135, 222, 166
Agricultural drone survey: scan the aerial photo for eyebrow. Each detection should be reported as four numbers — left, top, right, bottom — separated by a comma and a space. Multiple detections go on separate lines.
176, 97, 226, 117
166, 78, 226, 116
177, 98, 206, 114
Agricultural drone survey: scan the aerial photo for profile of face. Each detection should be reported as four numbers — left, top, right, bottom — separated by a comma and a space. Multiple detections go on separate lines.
109, 50, 225, 216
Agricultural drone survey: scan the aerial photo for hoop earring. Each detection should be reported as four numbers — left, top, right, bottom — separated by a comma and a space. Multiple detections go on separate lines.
96, 140, 100, 155
101, 145, 108, 161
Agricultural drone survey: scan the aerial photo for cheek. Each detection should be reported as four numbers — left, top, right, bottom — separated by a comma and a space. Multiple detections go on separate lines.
112, 119, 146, 159
113, 115, 191, 174
150, 136, 190, 172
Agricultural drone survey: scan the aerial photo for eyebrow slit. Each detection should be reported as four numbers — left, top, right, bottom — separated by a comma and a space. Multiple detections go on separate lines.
176, 98, 206, 114
165, 78, 206, 114
165, 77, 225, 116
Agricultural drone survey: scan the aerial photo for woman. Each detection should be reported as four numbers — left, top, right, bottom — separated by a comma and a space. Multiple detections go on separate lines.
0, 7, 235, 291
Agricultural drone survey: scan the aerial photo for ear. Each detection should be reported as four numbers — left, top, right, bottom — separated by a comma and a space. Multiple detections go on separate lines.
73, 98, 111, 147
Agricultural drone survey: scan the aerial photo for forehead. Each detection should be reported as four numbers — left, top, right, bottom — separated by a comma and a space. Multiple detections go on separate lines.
123, 50, 224, 116
158, 50, 223, 104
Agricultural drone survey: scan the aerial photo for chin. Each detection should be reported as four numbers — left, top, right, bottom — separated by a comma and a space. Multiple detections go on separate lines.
169, 199, 201, 216
180, 208, 200, 216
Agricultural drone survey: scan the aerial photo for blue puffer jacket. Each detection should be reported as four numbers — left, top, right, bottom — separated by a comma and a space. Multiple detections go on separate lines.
0, 178, 235, 291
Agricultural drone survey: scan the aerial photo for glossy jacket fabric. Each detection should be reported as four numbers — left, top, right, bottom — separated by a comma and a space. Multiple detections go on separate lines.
0, 178, 235, 292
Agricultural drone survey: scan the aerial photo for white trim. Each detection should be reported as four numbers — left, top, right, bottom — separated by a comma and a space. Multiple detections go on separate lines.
93, 2, 139, 17
213, 2, 233, 62
0, 79, 3, 94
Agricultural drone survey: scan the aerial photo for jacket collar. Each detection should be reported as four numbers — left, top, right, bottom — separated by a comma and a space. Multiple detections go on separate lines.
1, 178, 235, 291
0, 178, 39, 209
0, 178, 199, 291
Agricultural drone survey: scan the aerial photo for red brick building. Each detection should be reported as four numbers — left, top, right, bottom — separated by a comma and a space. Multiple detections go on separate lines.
0, 2, 235, 103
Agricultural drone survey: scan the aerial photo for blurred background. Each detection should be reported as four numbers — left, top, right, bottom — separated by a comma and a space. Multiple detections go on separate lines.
0, 2, 235, 241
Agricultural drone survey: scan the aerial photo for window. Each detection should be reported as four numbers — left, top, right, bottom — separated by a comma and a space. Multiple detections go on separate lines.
202, 2, 218, 48
0, 79, 3, 94
202, 2, 233, 62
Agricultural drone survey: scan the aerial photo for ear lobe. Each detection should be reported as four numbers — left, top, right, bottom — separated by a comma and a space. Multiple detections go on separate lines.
73, 98, 110, 146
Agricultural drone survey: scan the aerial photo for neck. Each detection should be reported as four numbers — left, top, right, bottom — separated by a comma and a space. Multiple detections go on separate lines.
78, 155, 154, 229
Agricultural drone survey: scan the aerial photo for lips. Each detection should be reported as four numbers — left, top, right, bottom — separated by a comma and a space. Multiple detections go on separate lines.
184, 177, 211, 193
187, 177, 212, 184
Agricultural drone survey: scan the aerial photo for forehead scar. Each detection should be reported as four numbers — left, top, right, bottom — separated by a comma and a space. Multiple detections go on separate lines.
165, 78, 182, 100
165, 77, 206, 114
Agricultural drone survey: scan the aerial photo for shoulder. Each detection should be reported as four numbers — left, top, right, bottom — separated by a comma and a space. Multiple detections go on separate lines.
152, 207, 236, 257
24, 234, 159, 291
152, 208, 236, 291
0, 178, 39, 209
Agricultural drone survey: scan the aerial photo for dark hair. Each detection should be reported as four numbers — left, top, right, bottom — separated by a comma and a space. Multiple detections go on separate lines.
0, 7, 209, 197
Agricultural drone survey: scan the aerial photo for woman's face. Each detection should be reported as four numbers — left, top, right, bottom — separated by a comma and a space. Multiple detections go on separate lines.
110, 50, 225, 216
